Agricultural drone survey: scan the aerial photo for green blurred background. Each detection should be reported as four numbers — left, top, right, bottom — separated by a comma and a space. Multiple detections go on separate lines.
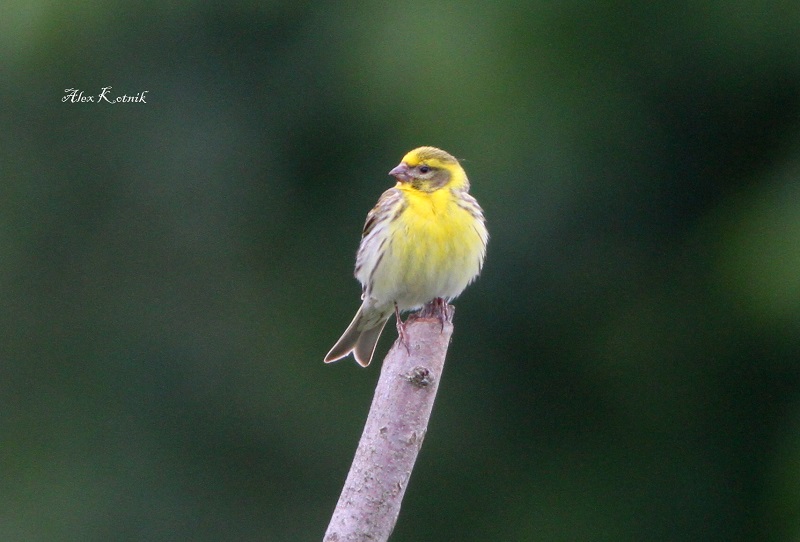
3, 1, 800, 540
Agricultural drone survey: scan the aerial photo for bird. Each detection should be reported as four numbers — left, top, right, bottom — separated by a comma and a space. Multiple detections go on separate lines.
324, 146, 488, 367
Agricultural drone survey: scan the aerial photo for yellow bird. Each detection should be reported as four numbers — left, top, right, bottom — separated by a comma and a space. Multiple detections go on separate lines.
324, 146, 488, 367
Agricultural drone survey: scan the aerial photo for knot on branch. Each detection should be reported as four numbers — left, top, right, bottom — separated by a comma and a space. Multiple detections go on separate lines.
402, 366, 434, 388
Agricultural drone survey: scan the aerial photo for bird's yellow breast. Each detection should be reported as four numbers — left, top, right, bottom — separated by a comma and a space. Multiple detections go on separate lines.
398, 186, 473, 243
372, 185, 485, 309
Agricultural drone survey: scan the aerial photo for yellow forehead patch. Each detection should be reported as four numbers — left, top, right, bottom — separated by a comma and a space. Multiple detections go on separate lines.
401, 146, 459, 167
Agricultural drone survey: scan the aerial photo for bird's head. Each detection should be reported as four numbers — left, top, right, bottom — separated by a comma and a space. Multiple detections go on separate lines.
389, 146, 469, 193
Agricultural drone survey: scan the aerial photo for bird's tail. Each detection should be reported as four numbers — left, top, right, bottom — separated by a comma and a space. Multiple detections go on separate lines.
324, 305, 390, 367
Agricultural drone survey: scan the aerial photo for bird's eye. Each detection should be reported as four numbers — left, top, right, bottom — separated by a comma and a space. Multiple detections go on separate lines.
418, 165, 431, 174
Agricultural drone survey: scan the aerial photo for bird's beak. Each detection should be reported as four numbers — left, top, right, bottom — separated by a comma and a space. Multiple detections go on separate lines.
389, 162, 411, 182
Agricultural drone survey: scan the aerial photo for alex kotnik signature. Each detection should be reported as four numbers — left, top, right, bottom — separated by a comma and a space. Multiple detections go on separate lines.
63, 87, 148, 104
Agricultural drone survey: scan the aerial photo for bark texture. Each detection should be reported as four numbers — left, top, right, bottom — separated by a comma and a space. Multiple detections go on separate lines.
324, 306, 454, 542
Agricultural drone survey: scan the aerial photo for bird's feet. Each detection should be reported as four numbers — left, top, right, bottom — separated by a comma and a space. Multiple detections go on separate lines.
417, 297, 451, 331
395, 302, 411, 354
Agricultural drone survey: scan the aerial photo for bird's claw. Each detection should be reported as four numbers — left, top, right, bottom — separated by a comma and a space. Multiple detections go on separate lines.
395, 302, 411, 354
418, 297, 449, 331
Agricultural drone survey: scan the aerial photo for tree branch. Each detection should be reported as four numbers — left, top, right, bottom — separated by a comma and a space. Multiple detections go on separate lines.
324, 304, 455, 542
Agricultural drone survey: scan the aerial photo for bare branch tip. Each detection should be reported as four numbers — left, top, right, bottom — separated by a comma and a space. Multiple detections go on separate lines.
409, 298, 455, 325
